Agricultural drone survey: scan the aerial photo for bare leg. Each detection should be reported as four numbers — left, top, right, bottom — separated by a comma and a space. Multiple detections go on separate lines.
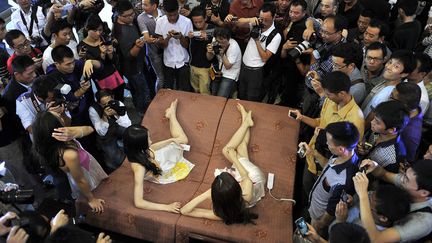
222, 104, 254, 162
236, 104, 251, 159
165, 99, 188, 144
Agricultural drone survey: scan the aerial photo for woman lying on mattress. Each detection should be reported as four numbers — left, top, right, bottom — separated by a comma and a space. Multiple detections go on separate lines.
180, 104, 266, 224
123, 99, 194, 213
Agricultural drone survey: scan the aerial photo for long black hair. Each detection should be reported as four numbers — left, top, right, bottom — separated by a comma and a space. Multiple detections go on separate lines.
211, 172, 258, 224
123, 124, 162, 176
32, 111, 77, 172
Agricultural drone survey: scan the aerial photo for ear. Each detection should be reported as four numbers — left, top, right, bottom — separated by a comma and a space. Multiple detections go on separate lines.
378, 214, 388, 223
400, 72, 409, 78
386, 127, 397, 134
419, 189, 430, 198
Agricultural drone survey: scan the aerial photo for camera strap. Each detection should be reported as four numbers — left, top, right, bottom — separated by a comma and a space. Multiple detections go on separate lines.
20, 6, 39, 37
30, 93, 42, 113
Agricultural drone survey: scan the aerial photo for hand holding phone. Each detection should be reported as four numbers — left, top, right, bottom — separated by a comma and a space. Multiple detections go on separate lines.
295, 217, 308, 236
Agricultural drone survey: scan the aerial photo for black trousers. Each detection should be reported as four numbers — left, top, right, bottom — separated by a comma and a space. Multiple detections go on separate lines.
163, 64, 192, 92
238, 64, 264, 102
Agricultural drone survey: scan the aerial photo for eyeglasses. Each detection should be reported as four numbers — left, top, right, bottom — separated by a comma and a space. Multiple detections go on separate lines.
332, 63, 348, 69
319, 29, 338, 36
365, 56, 383, 63
14, 39, 31, 50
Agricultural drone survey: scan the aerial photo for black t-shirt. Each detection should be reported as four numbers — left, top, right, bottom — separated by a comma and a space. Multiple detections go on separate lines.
77, 41, 118, 80
390, 20, 422, 51
338, 1, 364, 29
190, 25, 215, 68
200, 0, 230, 24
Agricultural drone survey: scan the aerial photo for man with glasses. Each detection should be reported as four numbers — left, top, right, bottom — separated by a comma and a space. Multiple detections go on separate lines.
361, 42, 387, 93
361, 50, 415, 120
113, 0, 151, 115
237, 3, 281, 101
356, 158, 432, 243
331, 42, 365, 104
5, 30, 42, 76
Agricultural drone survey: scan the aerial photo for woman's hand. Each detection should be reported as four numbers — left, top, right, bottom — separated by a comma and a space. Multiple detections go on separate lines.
89, 198, 105, 214
0, 212, 17, 236
52, 127, 80, 141
166, 202, 181, 213
96, 233, 112, 243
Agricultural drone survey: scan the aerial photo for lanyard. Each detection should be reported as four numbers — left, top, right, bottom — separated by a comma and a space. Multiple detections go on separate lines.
29, 93, 42, 113
19, 7, 39, 37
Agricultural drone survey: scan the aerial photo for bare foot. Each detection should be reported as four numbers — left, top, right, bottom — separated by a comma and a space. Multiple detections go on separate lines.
244, 111, 254, 127
165, 99, 178, 119
237, 103, 247, 121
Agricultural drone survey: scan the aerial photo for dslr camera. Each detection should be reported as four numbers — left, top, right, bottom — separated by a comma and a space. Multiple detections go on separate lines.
0, 189, 34, 204
210, 4, 220, 17
288, 34, 317, 59
250, 19, 264, 39
30, 36, 44, 48
211, 41, 222, 54
106, 100, 127, 116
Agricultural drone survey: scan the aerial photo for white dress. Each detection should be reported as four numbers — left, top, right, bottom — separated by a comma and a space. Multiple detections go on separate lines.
144, 142, 195, 184
214, 157, 266, 207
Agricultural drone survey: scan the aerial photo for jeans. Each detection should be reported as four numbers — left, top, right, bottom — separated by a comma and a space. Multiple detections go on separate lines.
211, 77, 236, 98
125, 72, 151, 113
148, 50, 165, 91
163, 64, 192, 92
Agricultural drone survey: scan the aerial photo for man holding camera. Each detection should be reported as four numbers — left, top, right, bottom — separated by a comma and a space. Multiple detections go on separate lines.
200, 0, 230, 27
16, 75, 71, 135
155, 0, 193, 91
237, 3, 281, 102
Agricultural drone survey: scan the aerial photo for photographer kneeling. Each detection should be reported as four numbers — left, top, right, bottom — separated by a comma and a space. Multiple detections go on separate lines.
206, 27, 242, 98
89, 90, 131, 171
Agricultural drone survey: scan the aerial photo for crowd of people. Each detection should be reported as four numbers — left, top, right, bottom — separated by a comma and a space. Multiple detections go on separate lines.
0, 0, 432, 241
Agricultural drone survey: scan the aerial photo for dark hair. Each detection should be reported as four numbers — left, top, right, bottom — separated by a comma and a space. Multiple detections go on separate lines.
50, 18, 72, 35
375, 184, 410, 224
398, 0, 418, 16
5, 29, 25, 47
95, 89, 113, 103
360, 9, 375, 19
149, 0, 159, 6
12, 55, 35, 74
325, 121, 359, 150
414, 52, 432, 74
116, 0, 134, 14
0, 17, 5, 25
33, 112, 75, 172
395, 82, 421, 111
214, 27, 231, 39
32, 75, 58, 100
390, 50, 416, 75
190, 6, 206, 18
374, 100, 409, 132
329, 223, 371, 243
52, 45, 74, 63
332, 42, 362, 68
321, 71, 351, 93
18, 211, 51, 243
411, 159, 432, 193
368, 19, 389, 38
163, 0, 179, 13
85, 14, 104, 31
46, 226, 95, 243
326, 15, 348, 32
290, 0, 307, 12
366, 42, 387, 58
123, 124, 162, 176
260, 2, 277, 17
211, 172, 258, 224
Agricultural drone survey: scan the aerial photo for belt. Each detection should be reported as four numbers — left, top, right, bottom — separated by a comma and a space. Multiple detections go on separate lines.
243, 65, 263, 71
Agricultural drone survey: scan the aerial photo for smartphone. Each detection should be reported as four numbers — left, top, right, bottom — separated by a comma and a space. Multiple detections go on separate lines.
359, 165, 369, 173
140, 35, 145, 40
340, 190, 348, 203
295, 217, 308, 236
289, 110, 297, 119
364, 142, 373, 150
171, 31, 181, 37
193, 31, 201, 37
231, 16, 238, 21
297, 144, 306, 158
80, 45, 87, 53
36, 53, 43, 59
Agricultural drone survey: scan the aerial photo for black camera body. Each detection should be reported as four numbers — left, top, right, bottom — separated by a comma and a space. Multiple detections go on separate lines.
250, 21, 264, 39
211, 5, 220, 16
106, 100, 126, 116
288, 34, 317, 59
212, 41, 222, 54
30, 36, 44, 47
0, 189, 34, 204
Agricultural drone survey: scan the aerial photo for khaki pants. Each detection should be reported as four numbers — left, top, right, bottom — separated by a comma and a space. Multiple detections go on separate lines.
190, 66, 211, 95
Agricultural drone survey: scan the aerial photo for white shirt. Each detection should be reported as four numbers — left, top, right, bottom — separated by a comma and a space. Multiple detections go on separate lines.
88, 102, 131, 136
217, 38, 242, 81
242, 23, 282, 67
11, 6, 48, 46
417, 81, 430, 115
362, 85, 395, 117
16, 92, 42, 131
42, 41, 79, 73
155, 15, 193, 68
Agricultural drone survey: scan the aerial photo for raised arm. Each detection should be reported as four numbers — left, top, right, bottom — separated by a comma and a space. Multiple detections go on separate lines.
130, 163, 180, 213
